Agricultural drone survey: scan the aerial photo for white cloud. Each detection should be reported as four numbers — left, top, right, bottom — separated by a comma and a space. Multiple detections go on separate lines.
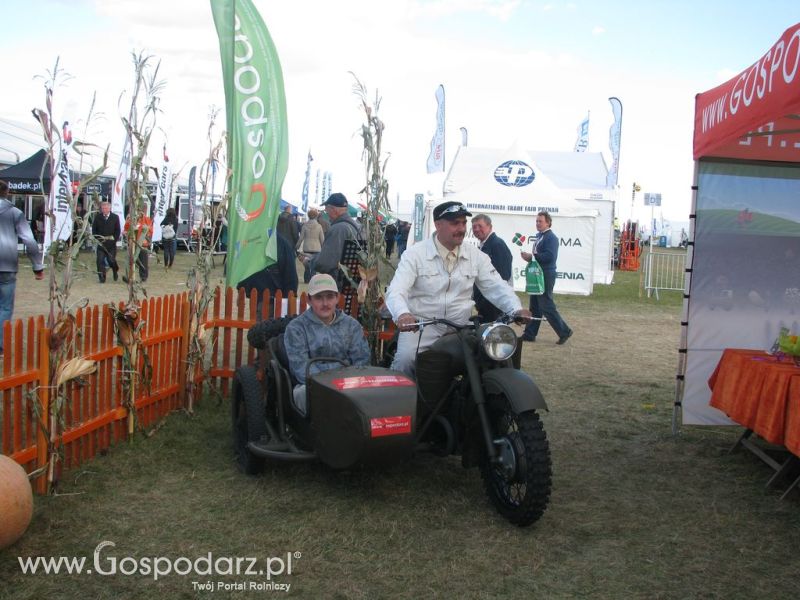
0, 0, 725, 223
409, 0, 522, 20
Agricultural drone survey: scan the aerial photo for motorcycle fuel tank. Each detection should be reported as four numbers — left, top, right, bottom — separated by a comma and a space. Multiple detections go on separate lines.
307, 366, 417, 469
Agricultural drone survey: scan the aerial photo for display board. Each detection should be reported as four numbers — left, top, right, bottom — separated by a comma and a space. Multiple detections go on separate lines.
682, 160, 800, 424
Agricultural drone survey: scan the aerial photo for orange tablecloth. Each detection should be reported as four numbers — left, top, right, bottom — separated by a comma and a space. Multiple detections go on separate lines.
786, 377, 800, 456
708, 348, 800, 447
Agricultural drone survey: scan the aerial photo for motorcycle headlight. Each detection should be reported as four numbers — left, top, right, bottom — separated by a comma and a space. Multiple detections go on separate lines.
481, 323, 517, 361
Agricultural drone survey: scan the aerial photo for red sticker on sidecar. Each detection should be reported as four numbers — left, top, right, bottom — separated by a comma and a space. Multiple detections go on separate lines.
370, 416, 412, 437
331, 375, 415, 390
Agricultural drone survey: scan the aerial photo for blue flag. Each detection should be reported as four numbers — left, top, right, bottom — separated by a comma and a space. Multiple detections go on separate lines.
301, 150, 312, 212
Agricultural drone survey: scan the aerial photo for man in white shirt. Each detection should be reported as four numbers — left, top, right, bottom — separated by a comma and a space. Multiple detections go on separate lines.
385, 201, 530, 377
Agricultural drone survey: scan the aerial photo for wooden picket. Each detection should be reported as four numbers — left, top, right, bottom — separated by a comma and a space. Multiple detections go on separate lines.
1, 316, 45, 473
0, 287, 308, 492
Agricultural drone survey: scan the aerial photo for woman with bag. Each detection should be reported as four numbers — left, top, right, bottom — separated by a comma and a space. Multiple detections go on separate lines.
160, 207, 179, 270
296, 208, 325, 283
520, 211, 573, 345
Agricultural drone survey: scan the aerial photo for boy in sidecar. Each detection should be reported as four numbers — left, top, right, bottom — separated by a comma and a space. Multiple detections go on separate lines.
284, 273, 370, 415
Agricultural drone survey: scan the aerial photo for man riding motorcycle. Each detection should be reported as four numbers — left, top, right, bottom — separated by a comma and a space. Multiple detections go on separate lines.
385, 201, 531, 376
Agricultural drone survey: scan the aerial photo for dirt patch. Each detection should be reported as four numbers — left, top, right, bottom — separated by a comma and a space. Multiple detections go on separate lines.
11, 248, 230, 322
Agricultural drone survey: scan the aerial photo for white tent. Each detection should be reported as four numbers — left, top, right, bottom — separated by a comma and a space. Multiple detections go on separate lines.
531, 151, 616, 284
442, 142, 599, 295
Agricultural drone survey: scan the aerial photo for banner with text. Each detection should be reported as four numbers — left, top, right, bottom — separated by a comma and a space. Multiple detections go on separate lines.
44, 121, 74, 253
461, 209, 596, 296
152, 146, 172, 242
574, 112, 589, 152
301, 150, 312, 212
606, 97, 622, 188
426, 84, 445, 173
111, 131, 131, 223
693, 22, 800, 160
211, 0, 288, 287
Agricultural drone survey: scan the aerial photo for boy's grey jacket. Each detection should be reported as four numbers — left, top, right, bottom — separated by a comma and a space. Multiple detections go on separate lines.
284, 308, 370, 384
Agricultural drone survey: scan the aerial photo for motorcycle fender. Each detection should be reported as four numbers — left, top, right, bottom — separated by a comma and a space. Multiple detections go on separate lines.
482, 368, 548, 412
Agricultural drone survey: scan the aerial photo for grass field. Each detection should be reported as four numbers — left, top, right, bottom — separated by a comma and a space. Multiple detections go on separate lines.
1, 268, 799, 599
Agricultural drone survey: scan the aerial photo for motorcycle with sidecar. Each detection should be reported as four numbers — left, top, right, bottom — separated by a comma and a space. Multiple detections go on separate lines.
231, 315, 552, 527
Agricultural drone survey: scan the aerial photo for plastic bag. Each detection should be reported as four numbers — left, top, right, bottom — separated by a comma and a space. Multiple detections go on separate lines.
525, 259, 545, 295
161, 224, 175, 240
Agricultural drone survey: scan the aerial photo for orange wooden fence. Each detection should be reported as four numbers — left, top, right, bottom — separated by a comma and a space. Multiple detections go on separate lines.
0, 287, 313, 493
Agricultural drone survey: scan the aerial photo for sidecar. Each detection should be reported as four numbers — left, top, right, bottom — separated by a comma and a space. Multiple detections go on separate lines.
232, 319, 418, 473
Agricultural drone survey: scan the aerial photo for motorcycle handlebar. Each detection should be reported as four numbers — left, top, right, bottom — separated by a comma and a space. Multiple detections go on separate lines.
399, 314, 545, 332
414, 317, 468, 330
414, 314, 543, 329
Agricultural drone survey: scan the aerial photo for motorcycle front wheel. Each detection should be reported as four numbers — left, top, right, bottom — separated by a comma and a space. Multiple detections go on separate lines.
479, 401, 552, 527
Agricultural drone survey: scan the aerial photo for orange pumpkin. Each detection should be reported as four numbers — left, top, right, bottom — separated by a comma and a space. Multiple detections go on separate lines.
0, 455, 33, 549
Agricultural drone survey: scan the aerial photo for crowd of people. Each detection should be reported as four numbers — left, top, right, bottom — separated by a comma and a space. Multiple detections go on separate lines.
253, 194, 416, 300
1, 183, 574, 384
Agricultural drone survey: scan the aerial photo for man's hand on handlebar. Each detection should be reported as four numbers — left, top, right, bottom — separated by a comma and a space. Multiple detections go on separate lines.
396, 312, 420, 332
512, 309, 533, 324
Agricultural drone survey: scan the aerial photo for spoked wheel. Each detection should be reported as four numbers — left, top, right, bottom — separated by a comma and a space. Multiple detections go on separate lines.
231, 365, 267, 475
479, 398, 552, 527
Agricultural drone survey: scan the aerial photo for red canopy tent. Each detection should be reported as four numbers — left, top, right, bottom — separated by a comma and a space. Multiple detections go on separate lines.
693, 22, 800, 162
677, 22, 800, 426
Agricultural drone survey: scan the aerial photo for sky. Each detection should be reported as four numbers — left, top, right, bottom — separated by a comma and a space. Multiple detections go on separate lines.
1, 0, 799, 224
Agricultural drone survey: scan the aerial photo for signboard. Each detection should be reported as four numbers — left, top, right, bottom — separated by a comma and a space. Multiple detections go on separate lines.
464, 211, 596, 296
644, 192, 662, 206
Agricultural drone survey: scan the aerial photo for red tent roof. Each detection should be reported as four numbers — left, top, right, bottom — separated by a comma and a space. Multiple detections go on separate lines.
693, 22, 800, 162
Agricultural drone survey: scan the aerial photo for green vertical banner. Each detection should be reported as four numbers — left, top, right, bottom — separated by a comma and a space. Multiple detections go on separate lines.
210, 0, 288, 287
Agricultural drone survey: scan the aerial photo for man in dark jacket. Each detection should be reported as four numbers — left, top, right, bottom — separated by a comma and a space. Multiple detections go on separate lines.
384, 221, 397, 257
521, 211, 573, 344
305, 193, 363, 289
471, 213, 513, 321
277, 204, 299, 249
91, 201, 121, 283
237, 233, 298, 318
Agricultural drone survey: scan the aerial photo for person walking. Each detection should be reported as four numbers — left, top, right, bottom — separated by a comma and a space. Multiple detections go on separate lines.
296, 208, 325, 283
91, 200, 121, 283
318, 211, 331, 236
521, 211, 573, 344
0, 180, 44, 355
384, 221, 397, 257
471, 213, 513, 322
123, 203, 153, 283
396, 220, 410, 257
160, 207, 179, 270
304, 193, 363, 288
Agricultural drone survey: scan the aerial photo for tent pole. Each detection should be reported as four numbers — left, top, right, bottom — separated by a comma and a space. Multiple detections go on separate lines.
672, 161, 698, 435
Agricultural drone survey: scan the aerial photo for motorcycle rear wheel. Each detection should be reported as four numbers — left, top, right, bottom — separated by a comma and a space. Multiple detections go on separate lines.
479, 401, 552, 527
232, 365, 267, 475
